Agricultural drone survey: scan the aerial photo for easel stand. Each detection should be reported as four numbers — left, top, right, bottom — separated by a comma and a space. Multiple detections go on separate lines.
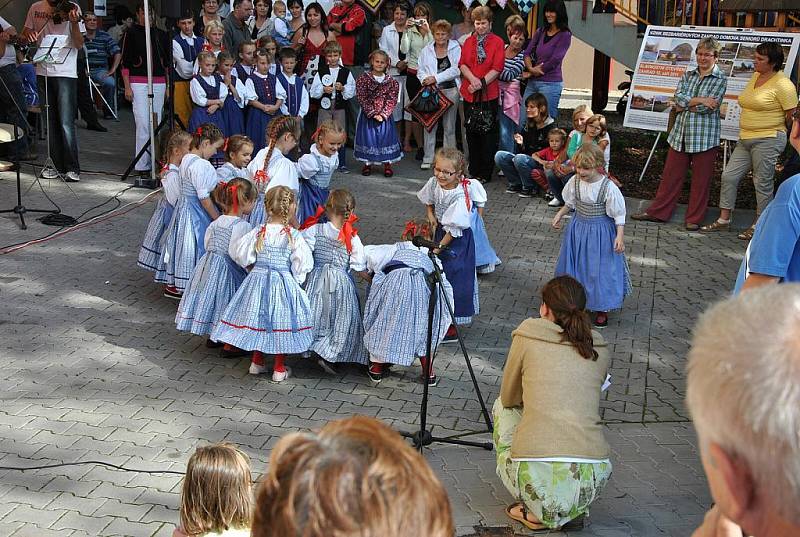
638, 132, 661, 183
400, 250, 494, 452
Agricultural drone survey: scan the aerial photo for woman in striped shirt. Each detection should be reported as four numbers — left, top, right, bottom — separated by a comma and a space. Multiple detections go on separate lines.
498, 15, 526, 155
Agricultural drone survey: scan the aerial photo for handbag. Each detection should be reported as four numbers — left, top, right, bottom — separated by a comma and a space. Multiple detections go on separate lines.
412, 86, 440, 114
465, 89, 495, 135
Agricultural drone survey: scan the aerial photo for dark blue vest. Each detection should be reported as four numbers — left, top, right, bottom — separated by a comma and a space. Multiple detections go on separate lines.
173, 35, 205, 82
276, 72, 304, 116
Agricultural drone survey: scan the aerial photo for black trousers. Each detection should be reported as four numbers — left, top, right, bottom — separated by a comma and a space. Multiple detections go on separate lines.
464, 98, 499, 182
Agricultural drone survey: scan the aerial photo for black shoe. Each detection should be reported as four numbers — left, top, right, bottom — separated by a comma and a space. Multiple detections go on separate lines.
505, 185, 521, 194
86, 122, 107, 132
415, 148, 424, 161
544, 191, 555, 201
205, 338, 223, 349
220, 346, 248, 359
518, 189, 534, 198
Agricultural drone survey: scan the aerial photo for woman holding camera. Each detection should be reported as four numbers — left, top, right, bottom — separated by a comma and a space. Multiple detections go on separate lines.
400, 1, 433, 158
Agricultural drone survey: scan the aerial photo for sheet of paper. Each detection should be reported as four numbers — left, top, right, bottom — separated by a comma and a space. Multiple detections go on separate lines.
601, 374, 612, 392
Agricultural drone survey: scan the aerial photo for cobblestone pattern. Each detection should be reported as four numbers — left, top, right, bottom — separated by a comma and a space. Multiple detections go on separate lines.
0, 114, 744, 535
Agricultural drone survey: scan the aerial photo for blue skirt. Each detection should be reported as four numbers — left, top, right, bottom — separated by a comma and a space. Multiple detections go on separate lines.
222, 95, 245, 138
297, 180, 329, 225
353, 113, 402, 164
138, 198, 174, 272
189, 107, 226, 160
434, 227, 477, 324
554, 213, 631, 312
158, 196, 212, 291
210, 265, 313, 354
246, 191, 266, 227
471, 209, 501, 275
246, 108, 276, 154
176, 252, 247, 336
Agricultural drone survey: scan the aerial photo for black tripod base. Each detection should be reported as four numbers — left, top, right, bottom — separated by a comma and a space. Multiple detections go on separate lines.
0, 205, 60, 230
400, 429, 494, 451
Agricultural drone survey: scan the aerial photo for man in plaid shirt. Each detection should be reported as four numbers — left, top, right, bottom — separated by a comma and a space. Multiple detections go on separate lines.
632, 37, 728, 231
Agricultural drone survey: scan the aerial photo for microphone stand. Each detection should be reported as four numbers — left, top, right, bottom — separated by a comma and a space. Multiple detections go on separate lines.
400, 248, 494, 452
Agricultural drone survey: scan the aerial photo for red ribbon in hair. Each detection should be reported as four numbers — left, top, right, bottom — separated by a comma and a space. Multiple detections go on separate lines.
202, 42, 213, 52
253, 169, 269, 185
338, 213, 359, 254
159, 162, 169, 174
310, 126, 322, 142
403, 220, 417, 238
229, 183, 239, 215
222, 137, 229, 152
460, 178, 472, 211
299, 205, 325, 230
195, 127, 203, 136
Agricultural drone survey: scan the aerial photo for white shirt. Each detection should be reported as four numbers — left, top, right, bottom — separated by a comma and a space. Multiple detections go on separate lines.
275, 71, 309, 117
309, 65, 356, 101
180, 153, 221, 200
0, 17, 17, 68
172, 33, 198, 80
378, 23, 404, 77
246, 146, 299, 194
416, 40, 462, 89
161, 164, 181, 205
190, 74, 229, 106
229, 224, 314, 284
561, 175, 626, 226
24, 1, 86, 78
297, 144, 338, 187
204, 214, 252, 250
302, 222, 367, 272
417, 177, 487, 237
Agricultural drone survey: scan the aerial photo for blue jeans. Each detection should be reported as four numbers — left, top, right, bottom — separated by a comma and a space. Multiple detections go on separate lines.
38, 75, 80, 173
0, 64, 30, 156
90, 68, 116, 113
494, 151, 539, 192
498, 110, 519, 154
521, 80, 564, 125
547, 170, 574, 204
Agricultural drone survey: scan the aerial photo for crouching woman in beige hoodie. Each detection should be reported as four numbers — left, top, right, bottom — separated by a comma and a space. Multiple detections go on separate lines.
493, 275, 612, 532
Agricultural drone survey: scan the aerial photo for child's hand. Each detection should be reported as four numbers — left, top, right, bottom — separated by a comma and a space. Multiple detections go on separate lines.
207, 104, 219, 114
323, 85, 334, 94
544, 161, 553, 170
374, 114, 384, 122
614, 235, 625, 253
335, 82, 344, 91
513, 133, 523, 145
551, 214, 562, 229
426, 213, 437, 233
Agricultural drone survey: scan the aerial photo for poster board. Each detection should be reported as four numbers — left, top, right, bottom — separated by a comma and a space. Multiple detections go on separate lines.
623, 26, 800, 141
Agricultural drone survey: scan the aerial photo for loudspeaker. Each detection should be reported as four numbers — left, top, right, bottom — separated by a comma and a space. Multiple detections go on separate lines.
162, 0, 198, 20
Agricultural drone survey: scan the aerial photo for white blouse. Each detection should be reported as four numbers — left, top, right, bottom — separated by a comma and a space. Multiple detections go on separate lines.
243, 70, 276, 106
172, 33, 199, 80
229, 223, 314, 284
562, 176, 627, 226
204, 215, 253, 250
216, 162, 248, 182
275, 72, 310, 117
180, 153, 221, 200
246, 147, 299, 194
416, 177, 487, 237
161, 164, 181, 206
190, 74, 229, 106
302, 222, 367, 271
297, 144, 338, 185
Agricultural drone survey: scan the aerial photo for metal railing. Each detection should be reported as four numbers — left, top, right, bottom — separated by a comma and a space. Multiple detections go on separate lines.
597, 0, 723, 27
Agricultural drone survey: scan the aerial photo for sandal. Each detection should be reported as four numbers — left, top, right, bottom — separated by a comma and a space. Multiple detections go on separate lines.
700, 220, 730, 232
738, 225, 755, 241
505, 503, 548, 531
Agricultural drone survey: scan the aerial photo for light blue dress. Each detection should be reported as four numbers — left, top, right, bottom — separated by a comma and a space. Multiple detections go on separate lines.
297, 146, 338, 225
175, 216, 251, 336
140, 166, 179, 274
363, 243, 453, 366
303, 223, 368, 364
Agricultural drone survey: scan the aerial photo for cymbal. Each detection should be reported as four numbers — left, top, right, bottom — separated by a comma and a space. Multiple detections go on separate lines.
0, 123, 25, 143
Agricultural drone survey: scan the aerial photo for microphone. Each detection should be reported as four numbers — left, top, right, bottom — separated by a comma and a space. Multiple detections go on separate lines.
412, 236, 450, 253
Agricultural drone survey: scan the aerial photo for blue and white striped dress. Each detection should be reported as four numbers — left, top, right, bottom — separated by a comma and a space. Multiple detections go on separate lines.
156, 154, 221, 290
216, 162, 248, 183
363, 242, 453, 366
245, 147, 299, 226
210, 224, 314, 354
138, 164, 180, 273
175, 215, 252, 336
303, 223, 368, 364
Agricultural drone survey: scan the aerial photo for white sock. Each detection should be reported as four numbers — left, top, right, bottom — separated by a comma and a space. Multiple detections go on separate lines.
717, 218, 730, 224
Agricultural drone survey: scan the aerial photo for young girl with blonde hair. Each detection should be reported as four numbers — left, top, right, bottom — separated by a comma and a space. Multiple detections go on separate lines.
245, 48, 283, 154
173, 443, 252, 537
301, 189, 369, 373
216, 135, 255, 183
211, 186, 314, 382
297, 120, 345, 224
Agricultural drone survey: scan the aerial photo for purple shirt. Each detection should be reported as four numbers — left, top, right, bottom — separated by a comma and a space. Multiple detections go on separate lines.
523, 28, 572, 83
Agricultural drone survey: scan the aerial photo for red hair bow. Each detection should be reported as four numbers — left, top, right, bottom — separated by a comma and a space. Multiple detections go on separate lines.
403, 220, 417, 238
310, 126, 322, 142
299, 205, 325, 230
202, 42, 213, 52
195, 127, 203, 136
338, 212, 359, 254
229, 183, 239, 215
222, 137, 229, 152
253, 169, 269, 185
460, 178, 472, 211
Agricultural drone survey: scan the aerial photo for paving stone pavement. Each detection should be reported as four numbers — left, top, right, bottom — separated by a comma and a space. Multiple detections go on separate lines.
0, 111, 747, 536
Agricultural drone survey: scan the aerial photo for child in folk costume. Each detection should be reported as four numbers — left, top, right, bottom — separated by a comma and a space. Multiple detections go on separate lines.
216, 135, 254, 183
172, 13, 205, 129
202, 20, 225, 59
469, 183, 501, 276
552, 145, 630, 328
310, 40, 355, 173
189, 51, 227, 138
233, 40, 256, 83
246, 116, 301, 226
297, 120, 345, 225
158, 124, 225, 298
138, 130, 192, 274
217, 51, 248, 138
354, 49, 402, 178
362, 219, 454, 386
301, 189, 370, 373
175, 179, 256, 345
211, 186, 314, 383
417, 148, 479, 337
245, 49, 283, 154
275, 47, 309, 120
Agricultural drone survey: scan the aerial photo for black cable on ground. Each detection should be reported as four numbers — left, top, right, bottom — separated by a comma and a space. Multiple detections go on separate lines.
0, 460, 185, 475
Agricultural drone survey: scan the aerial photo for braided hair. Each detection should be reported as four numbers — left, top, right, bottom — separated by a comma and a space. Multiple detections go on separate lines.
325, 189, 355, 221
257, 185, 296, 252
256, 116, 301, 192
191, 123, 224, 150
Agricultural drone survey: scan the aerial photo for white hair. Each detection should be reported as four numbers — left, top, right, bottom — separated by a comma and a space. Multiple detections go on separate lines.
686, 284, 800, 523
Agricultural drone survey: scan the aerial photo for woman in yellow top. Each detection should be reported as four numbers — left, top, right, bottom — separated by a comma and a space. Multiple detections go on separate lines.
702, 41, 798, 240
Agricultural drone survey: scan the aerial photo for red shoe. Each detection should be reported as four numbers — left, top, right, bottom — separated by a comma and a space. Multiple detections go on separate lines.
383, 163, 393, 177
163, 285, 182, 300
368, 362, 384, 384
442, 324, 458, 344
594, 312, 608, 327
361, 164, 372, 176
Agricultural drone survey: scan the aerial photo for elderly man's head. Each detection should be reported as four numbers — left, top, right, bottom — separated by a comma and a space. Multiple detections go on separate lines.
687, 285, 800, 535
234, 0, 254, 21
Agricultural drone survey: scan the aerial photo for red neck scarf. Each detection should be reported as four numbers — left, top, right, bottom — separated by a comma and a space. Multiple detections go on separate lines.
299, 205, 325, 230
338, 213, 359, 254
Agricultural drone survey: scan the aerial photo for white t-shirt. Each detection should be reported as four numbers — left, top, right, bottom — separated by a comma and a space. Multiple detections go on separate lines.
24, 1, 85, 78
0, 17, 18, 68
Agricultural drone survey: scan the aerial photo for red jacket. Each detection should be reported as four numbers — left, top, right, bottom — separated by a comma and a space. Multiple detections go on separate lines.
459, 32, 505, 103
327, 2, 366, 66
